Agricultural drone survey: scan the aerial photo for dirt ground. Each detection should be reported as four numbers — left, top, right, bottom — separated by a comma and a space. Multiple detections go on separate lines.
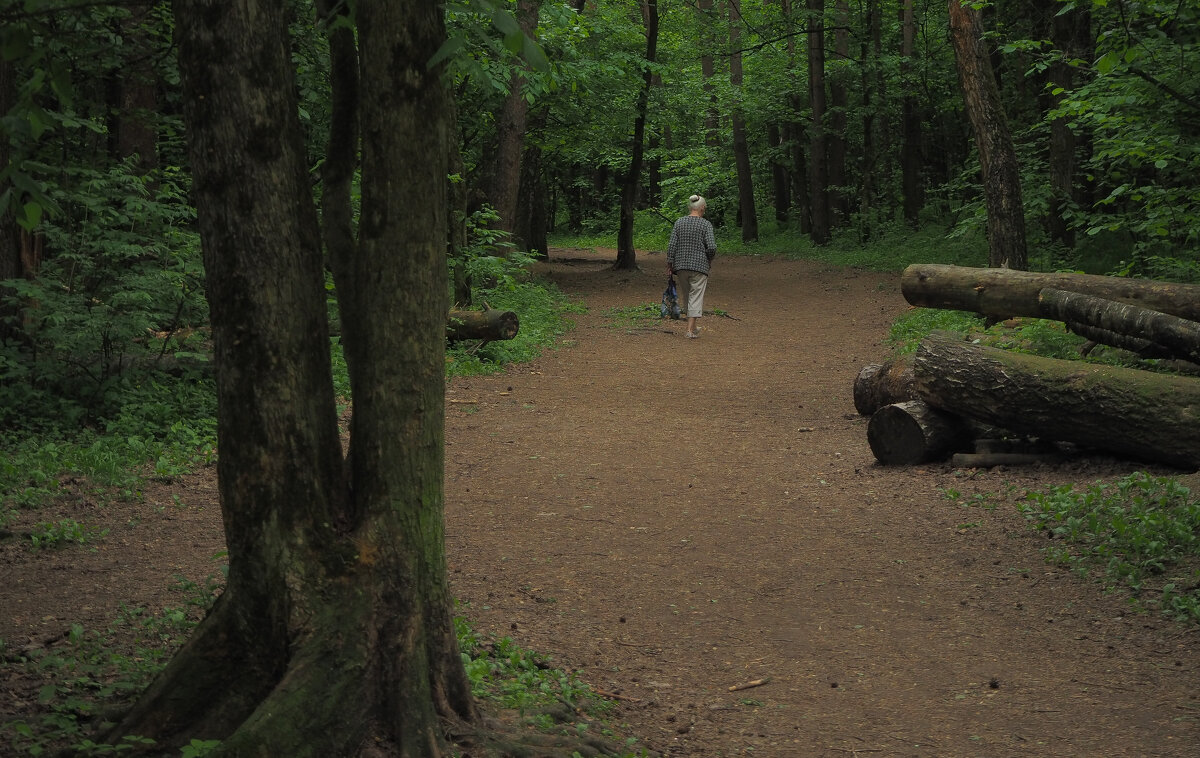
3, 249, 1199, 757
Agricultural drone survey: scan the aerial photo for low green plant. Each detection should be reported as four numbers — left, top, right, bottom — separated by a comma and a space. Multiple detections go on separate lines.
888, 309, 984, 354
454, 614, 648, 755
28, 519, 107, 550
603, 303, 663, 332
1019, 472, 1200, 621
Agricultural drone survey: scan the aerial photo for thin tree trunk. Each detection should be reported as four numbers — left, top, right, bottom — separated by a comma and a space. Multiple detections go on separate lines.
900, 0, 923, 228
828, 0, 849, 226
807, 0, 831, 245
947, 0, 1028, 269
700, 0, 720, 147
1046, 1, 1090, 249
729, 0, 758, 242
768, 123, 791, 223
616, 0, 658, 270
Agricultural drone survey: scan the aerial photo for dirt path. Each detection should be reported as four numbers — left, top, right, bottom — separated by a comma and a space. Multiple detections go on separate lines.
445, 249, 1200, 757
2, 250, 1198, 757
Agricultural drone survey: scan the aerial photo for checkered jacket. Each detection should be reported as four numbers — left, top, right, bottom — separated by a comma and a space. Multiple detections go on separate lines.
667, 215, 717, 275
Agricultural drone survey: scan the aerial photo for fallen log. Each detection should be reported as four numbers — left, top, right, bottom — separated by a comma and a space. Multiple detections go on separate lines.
901, 264, 1200, 322
866, 400, 971, 465
1038, 288, 1200, 364
912, 332, 1200, 468
853, 356, 916, 415
446, 309, 520, 342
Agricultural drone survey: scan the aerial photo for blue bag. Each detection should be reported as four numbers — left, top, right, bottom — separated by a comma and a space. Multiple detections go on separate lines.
660, 276, 681, 319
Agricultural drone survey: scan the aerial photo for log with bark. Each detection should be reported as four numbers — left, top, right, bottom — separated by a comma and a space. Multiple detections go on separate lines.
866, 399, 972, 465
901, 264, 1200, 323
853, 355, 916, 415
1037, 288, 1200, 364
912, 332, 1200, 469
446, 309, 520, 342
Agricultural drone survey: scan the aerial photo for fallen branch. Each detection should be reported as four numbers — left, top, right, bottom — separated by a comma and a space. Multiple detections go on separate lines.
728, 677, 771, 692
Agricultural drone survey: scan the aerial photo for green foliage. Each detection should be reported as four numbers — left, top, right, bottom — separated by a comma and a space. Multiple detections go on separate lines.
1019, 473, 1200, 621
446, 208, 583, 377
0, 566, 223, 757
454, 613, 648, 755
0, 161, 208, 435
27, 519, 107, 550
887, 309, 985, 354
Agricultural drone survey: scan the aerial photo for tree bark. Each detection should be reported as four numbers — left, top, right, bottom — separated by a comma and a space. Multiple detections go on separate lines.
807, 0, 831, 245
107, 1, 477, 753
912, 332, 1200, 469
828, 0, 849, 226
482, 0, 541, 234
729, 0, 758, 242
867, 399, 971, 465
1038, 288, 1200, 364
853, 355, 916, 415
615, 0, 658, 270
900, 0, 923, 228
447, 309, 520, 342
947, 0, 1028, 269
767, 123, 791, 223
901, 264, 1200, 322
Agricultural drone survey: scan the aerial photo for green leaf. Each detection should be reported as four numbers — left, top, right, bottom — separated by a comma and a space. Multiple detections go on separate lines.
429, 35, 467, 70
1094, 50, 1120, 75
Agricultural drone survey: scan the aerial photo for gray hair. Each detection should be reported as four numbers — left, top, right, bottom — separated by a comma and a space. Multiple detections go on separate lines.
688, 194, 706, 212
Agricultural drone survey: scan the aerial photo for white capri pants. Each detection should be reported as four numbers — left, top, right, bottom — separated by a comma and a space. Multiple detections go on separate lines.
677, 270, 708, 319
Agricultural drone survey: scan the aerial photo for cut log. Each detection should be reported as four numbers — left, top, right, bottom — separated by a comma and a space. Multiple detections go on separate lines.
950, 452, 1064, 468
446, 309, 520, 342
912, 332, 1200, 468
866, 400, 971, 465
853, 356, 916, 415
901, 264, 1200, 322
1038, 288, 1200, 364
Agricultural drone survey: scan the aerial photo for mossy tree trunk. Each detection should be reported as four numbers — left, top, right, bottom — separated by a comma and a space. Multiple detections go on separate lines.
105, 1, 477, 755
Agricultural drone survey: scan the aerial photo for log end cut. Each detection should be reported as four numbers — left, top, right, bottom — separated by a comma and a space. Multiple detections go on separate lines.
867, 400, 970, 465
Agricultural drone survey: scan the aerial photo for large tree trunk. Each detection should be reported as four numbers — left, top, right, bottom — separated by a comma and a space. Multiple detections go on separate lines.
107, 1, 477, 753
729, 0, 758, 242
901, 264, 1200, 322
615, 0, 658, 271
912, 333, 1200, 468
807, 0, 831, 245
700, 0, 720, 147
482, 0, 540, 234
1038, 288, 1200, 364
947, 0, 1027, 270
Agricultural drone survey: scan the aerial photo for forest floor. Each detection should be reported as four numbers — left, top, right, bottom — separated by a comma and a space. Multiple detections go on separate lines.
3, 249, 1200, 757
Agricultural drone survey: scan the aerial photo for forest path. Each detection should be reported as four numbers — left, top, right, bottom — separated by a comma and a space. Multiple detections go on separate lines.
444, 248, 1200, 757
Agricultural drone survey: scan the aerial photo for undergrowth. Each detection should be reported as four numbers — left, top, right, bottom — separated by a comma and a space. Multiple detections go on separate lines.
0, 569, 644, 757
1019, 473, 1200, 621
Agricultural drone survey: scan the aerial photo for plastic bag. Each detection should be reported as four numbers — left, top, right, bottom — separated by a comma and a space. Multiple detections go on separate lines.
660, 276, 681, 319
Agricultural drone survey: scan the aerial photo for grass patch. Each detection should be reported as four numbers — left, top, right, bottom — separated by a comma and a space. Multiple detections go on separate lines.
1019, 473, 1200, 622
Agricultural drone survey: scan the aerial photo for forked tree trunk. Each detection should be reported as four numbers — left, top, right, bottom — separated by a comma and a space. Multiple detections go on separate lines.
107, 1, 477, 754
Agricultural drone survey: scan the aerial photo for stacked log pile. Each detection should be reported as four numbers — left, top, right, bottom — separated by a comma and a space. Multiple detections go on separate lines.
858, 264, 1200, 469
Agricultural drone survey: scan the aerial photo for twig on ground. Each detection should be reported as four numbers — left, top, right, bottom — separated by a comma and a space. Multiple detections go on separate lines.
728, 677, 770, 692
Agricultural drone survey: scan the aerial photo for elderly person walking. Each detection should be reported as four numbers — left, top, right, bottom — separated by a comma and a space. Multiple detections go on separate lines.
666, 194, 717, 339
